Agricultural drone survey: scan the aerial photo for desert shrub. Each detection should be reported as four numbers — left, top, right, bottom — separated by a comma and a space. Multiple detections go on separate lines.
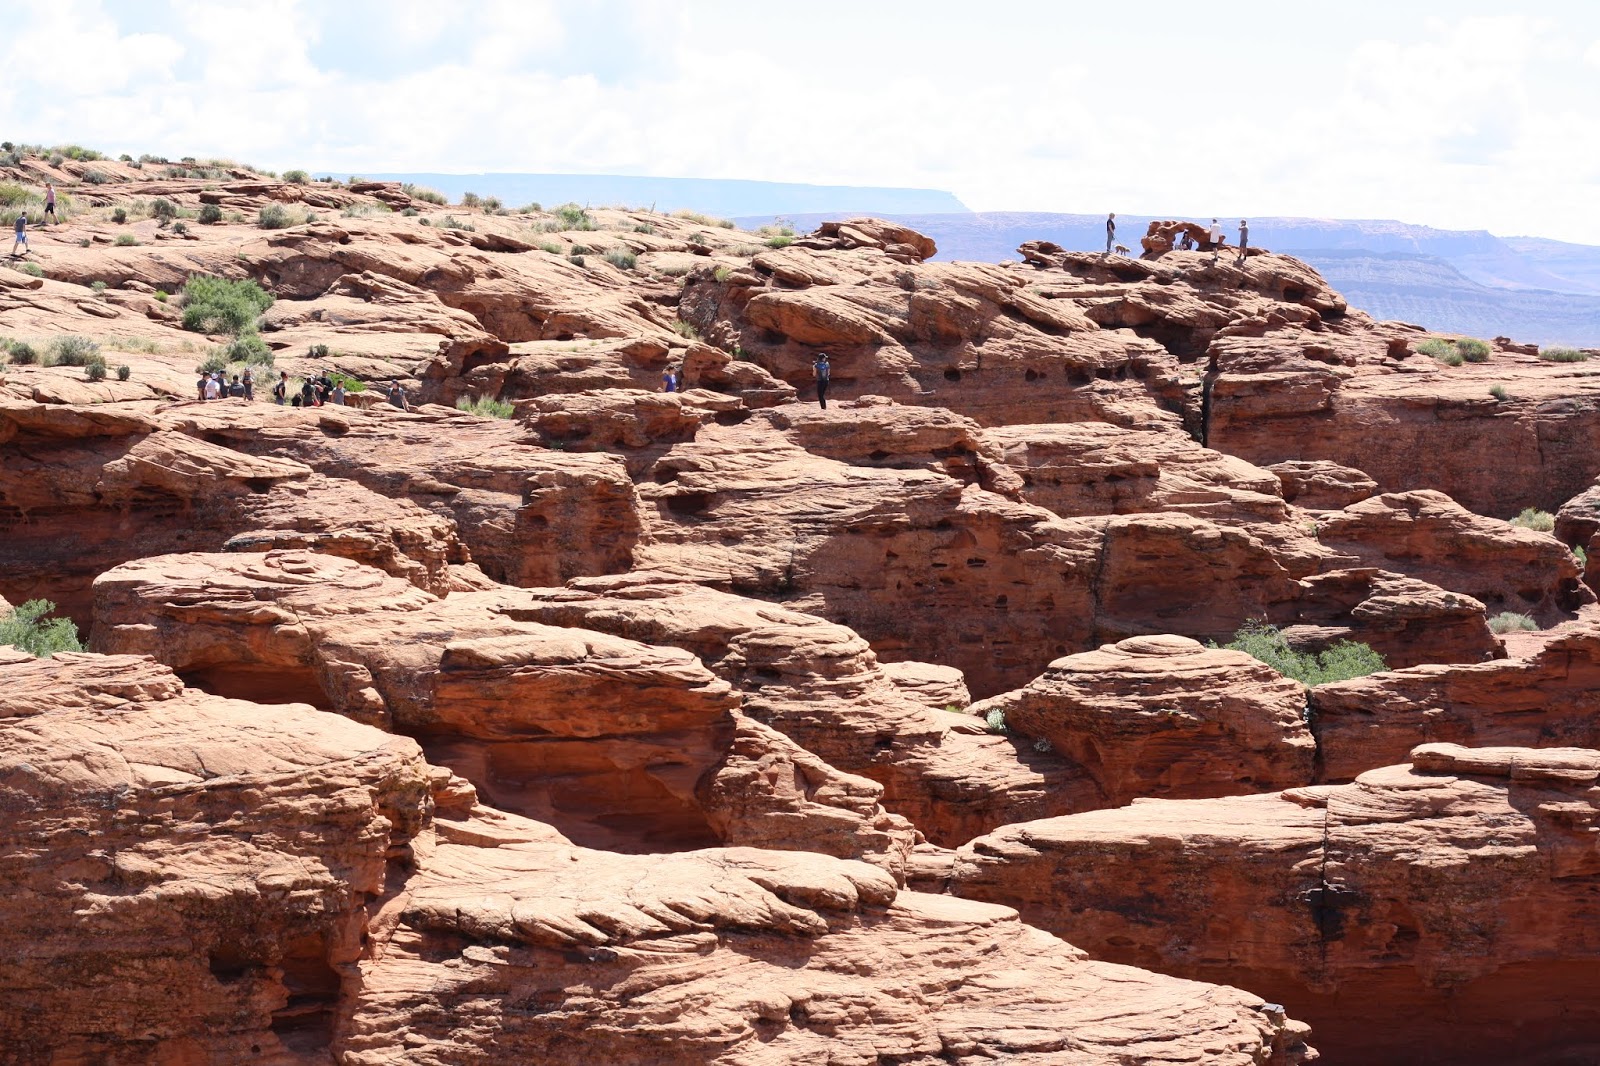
519, 201, 543, 213
418, 218, 431, 226
151, 197, 177, 225
81, 169, 108, 184
1489, 384, 1509, 401
13, 261, 44, 277
90, 280, 107, 294
116, 364, 130, 381
172, 221, 188, 235
1488, 611, 1539, 634
765, 235, 793, 249
403, 183, 447, 205
223, 332, 274, 365
460, 192, 482, 209
154, 290, 168, 302
713, 266, 733, 282
0, 599, 83, 657
309, 344, 330, 359
111, 207, 127, 224
400, 207, 418, 216
483, 196, 502, 213
283, 169, 309, 184
455, 395, 516, 419
982, 706, 1007, 734
6, 339, 37, 364
0, 183, 28, 206
633, 222, 656, 234
1578, 545, 1589, 568
570, 244, 590, 255
195, 353, 228, 375
567, 254, 585, 267
257, 204, 292, 229
1510, 507, 1555, 532
1415, 338, 1463, 365
538, 240, 562, 254
48, 154, 64, 167
1540, 347, 1589, 362
47, 336, 101, 366
328, 371, 365, 393
1457, 337, 1492, 362
113, 233, 138, 246
671, 320, 699, 339
58, 145, 103, 162
180, 275, 274, 335
553, 203, 597, 230
84, 356, 107, 381
673, 209, 732, 228
1215, 620, 1386, 687
603, 248, 637, 270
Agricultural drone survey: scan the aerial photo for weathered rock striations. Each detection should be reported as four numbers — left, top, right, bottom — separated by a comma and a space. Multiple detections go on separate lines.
973, 635, 1316, 804
948, 743, 1600, 1065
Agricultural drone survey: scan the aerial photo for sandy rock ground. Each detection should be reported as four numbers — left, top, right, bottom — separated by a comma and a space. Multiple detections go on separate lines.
4, 157, 1600, 1064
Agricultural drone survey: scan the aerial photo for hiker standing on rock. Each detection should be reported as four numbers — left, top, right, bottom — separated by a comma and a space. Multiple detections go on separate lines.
272, 370, 288, 404
42, 183, 56, 225
1104, 213, 1116, 255
386, 382, 409, 411
11, 211, 27, 257
813, 353, 831, 409
1236, 220, 1250, 265
1208, 218, 1224, 263
241, 367, 254, 401
661, 365, 678, 393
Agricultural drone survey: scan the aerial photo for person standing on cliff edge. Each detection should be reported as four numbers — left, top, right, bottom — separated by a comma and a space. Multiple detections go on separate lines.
1208, 218, 1224, 264
1104, 212, 1116, 255
813, 353, 831, 409
42, 183, 56, 226
1237, 220, 1250, 265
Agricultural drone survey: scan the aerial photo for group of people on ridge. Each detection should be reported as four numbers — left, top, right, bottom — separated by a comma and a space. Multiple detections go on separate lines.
1105, 213, 1250, 265
195, 363, 409, 411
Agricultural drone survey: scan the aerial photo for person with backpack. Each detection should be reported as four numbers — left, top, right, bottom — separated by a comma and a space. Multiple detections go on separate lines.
812, 353, 831, 409
272, 370, 288, 404
12, 211, 27, 257
299, 379, 320, 407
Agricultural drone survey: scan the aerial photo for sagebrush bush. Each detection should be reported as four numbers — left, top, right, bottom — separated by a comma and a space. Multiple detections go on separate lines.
84, 356, 107, 381
765, 235, 793, 249
181, 275, 274, 335
197, 202, 223, 225
554, 203, 597, 230
116, 364, 130, 381
1457, 337, 1492, 362
1215, 620, 1386, 687
1510, 507, 1555, 532
403, 183, 447, 205
6, 339, 38, 364
283, 169, 309, 184
257, 204, 292, 229
1488, 611, 1539, 634
1489, 384, 1509, 401
81, 169, 108, 185
603, 248, 637, 270
0, 599, 83, 657
223, 332, 274, 365
1540, 347, 1589, 362
151, 198, 177, 225
195, 353, 228, 375
47, 336, 102, 366
455, 395, 516, 419
14, 261, 43, 277
567, 254, 586, 267
538, 240, 562, 255
461, 192, 482, 209
114, 234, 138, 246
111, 207, 127, 224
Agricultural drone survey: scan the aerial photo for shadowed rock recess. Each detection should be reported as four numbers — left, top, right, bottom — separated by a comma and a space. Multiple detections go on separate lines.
4, 160, 1600, 1064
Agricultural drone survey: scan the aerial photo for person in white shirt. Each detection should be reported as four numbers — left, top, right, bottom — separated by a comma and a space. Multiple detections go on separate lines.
1208, 219, 1225, 263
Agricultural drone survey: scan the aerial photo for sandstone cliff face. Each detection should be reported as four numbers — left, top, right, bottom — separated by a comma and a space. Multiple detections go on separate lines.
12, 163, 1600, 1062
0, 650, 1312, 1066
947, 743, 1600, 1065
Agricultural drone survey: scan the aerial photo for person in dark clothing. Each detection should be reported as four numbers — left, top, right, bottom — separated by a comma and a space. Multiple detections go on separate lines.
300, 379, 319, 407
661, 366, 678, 392
228, 374, 246, 398
241, 367, 254, 401
1104, 213, 1116, 255
272, 370, 288, 404
1236, 220, 1250, 265
386, 382, 409, 411
813, 353, 831, 409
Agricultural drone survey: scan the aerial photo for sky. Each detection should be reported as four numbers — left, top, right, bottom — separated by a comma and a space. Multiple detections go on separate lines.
5, 0, 1600, 242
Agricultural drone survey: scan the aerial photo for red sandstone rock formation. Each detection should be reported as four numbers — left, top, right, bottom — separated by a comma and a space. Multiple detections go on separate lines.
1311, 620, 1600, 780
948, 743, 1600, 1065
973, 635, 1315, 804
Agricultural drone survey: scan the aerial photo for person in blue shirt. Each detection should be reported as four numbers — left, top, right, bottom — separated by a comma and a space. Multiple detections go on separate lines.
813, 353, 831, 409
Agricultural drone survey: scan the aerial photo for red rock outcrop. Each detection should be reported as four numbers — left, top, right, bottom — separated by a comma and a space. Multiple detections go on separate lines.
973, 635, 1315, 804
0, 649, 1313, 1065
948, 743, 1600, 1065
1311, 620, 1600, 780
89, 550, 915, 870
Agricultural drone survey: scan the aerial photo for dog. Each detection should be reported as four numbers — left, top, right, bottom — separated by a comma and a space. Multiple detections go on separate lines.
1112, 243, 1131, 257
